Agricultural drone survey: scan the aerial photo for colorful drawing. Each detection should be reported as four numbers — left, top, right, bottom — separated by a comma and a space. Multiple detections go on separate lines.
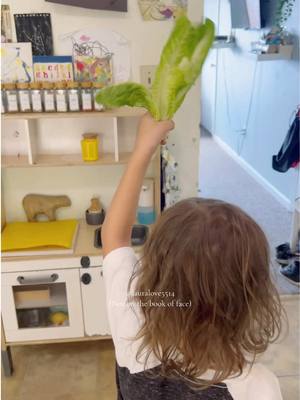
1, 42, 33, 83
14, 13, 53, 56
61, 28, 130, 83
74, 55, 112, 83
138, 0, 187, 21
33, 56, 74, 82
72, 37, 113, 83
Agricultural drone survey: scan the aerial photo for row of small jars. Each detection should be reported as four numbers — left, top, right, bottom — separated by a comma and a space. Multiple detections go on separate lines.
1, 81, 105, 113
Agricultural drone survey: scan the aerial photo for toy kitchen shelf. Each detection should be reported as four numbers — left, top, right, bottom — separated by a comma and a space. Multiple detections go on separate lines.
1, 107, 145, 167
1, 106, 160, 376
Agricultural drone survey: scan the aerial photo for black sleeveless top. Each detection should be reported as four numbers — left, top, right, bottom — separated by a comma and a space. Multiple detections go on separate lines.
116, 364, 234, 400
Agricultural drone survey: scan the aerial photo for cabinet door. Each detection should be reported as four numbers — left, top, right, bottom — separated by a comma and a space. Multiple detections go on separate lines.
2, 269, 84, 342
80, 267, 110, 336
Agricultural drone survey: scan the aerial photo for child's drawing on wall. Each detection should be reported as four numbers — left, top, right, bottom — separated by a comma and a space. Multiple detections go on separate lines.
138, 0, 187, 21
72, 36, 113, 83
1, 42, 33, 83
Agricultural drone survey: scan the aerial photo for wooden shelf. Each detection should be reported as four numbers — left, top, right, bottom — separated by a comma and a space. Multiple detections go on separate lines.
251, 45, 293, 61
2, 107, 145, 120
1, 152, 132, 168
1, 155, 29, 168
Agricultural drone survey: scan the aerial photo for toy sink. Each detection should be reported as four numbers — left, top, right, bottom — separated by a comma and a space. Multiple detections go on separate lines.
94, 225, 149, 248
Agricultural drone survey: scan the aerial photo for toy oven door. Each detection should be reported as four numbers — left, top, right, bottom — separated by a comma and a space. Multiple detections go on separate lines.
2, 269, 84, 342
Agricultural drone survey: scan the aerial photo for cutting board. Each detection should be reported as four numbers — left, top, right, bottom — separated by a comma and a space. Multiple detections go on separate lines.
1, 219, 78, 257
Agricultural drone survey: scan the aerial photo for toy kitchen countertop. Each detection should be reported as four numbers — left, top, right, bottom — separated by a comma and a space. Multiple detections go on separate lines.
1, 219, 148, 273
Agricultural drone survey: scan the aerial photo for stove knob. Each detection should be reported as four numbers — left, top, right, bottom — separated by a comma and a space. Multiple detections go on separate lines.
81, 273, 91, 285
80, 256, 90, 268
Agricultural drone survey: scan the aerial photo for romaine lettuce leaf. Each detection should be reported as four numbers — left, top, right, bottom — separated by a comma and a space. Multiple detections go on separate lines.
96, 82, 157, 116
95, 16, 215, 120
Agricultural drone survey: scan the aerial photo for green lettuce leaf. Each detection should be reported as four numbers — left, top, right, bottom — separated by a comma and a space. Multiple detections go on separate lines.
95, 17, 215, 120
95, 82, 158, 117
151, 17, 215, 119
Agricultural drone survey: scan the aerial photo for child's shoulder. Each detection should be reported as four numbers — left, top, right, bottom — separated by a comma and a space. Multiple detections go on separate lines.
225, 363, 282, 400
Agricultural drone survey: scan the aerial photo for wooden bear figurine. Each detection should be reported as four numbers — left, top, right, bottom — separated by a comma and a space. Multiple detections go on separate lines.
23, 194, 71, 222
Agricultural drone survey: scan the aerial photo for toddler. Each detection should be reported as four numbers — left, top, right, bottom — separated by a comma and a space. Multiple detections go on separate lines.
101, 113, 283, 399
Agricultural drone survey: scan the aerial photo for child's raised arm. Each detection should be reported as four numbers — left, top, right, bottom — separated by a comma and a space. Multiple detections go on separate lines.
101, 113, 174, 256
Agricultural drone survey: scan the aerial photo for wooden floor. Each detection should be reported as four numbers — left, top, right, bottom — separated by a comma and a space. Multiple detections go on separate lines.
2, 295, 299, 400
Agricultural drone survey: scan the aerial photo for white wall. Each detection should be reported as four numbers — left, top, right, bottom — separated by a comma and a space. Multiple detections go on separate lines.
202, 0, 299, 208
2, 0, 203, 221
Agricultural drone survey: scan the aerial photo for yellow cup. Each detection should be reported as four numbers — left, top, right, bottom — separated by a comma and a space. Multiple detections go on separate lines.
81, 134, 99, 161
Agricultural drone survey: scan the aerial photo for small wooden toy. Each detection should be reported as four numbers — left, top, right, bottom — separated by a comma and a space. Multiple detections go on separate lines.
22, 194, 71, 222
88, 197, 102, 213
85, 197, 105, 225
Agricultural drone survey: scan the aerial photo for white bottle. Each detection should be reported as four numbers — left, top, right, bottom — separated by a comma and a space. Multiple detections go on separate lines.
137, 180, 155, 225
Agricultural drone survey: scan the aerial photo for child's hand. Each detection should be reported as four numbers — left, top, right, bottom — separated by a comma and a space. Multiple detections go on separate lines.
134, 113, 175, 157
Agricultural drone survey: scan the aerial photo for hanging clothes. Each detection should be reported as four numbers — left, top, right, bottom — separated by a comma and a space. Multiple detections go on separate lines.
272, 108, 300, 173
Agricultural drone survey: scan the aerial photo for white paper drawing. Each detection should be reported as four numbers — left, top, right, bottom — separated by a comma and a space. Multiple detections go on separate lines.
1, 42, 33, 82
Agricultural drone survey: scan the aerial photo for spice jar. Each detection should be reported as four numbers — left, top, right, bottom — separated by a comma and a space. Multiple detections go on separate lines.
4, 83, 19, 113
81, 133, 99, 161
17, 82, 31, 112
67, 81, 80, 112
92, 82, 104, 111
30, 82, 43, 112
80, 82, 93, 111
42, 82, 55, 112
54, 81, 68, 112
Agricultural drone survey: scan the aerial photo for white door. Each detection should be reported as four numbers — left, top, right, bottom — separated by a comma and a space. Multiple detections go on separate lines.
201, 0, 219, 134
80, 267, 110, 336
2, 268, 84, 342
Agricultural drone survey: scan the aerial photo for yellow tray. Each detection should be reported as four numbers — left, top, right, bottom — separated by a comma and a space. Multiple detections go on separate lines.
2, 219, 78, 251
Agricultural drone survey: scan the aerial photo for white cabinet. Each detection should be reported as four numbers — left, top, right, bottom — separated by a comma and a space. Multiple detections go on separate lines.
1, 261, 112, 342
2, 268, 84, 342
80, 267, 110, 336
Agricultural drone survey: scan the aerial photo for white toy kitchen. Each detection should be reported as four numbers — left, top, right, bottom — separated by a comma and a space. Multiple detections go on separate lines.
1, 108, 161, 376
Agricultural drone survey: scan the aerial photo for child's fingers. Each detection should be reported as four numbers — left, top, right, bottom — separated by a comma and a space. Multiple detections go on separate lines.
161, 120, 175, 132
160, 120, 174, 144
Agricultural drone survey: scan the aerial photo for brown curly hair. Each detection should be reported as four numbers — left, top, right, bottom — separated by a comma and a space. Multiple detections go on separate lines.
130, 198, 282, 386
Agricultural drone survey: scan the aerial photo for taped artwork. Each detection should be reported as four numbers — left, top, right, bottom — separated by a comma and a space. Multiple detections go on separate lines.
60, 28, 130, 83
1, 5, 13, 42
138, 0, 187, 21
33, 56, 73, 82
1, 42, 33, 83
74, 54, 112, 84
72, 36, 113, 83
14, 13, 53, 56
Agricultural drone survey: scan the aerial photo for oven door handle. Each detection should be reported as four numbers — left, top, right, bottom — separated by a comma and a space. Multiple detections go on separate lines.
17, 273, 59, 285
